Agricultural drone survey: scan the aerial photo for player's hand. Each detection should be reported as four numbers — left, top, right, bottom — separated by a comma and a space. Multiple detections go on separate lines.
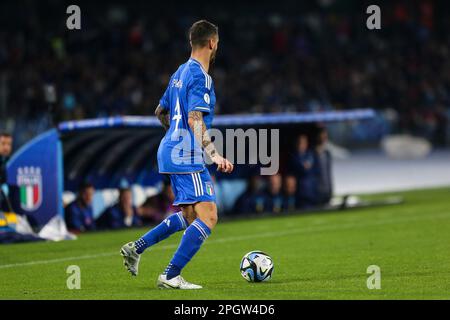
212, 154, 234, 173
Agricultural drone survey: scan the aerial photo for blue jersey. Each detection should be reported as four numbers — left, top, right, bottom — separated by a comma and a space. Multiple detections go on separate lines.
157, 58, 216, 174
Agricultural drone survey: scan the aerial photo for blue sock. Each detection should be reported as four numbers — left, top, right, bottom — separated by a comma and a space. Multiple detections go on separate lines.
164, 218, 211, 280
134, 211, 188, 254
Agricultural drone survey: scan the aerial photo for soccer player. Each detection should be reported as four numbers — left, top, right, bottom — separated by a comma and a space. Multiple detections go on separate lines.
120, 20, 233, 289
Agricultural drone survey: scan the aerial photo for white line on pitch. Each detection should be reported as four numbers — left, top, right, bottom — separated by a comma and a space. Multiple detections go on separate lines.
0, 211, 448, 270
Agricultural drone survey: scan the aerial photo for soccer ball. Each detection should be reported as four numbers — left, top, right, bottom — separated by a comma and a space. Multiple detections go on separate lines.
240, 250, 274, 282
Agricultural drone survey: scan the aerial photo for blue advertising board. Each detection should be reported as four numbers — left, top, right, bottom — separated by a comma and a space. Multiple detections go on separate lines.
6, 129, 63, 227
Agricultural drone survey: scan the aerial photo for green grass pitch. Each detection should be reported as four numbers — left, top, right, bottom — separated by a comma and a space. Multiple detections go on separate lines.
1, 188, 450, 300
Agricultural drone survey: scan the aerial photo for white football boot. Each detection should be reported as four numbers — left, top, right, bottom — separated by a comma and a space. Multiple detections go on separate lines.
157, 274, 203, 290
120, 242, 141, 276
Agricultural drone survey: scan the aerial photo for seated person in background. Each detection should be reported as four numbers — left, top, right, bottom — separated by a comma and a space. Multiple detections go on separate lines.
263, 173, 284, 214
289, 134, 316, 208
314, 127, 333, 205
65, 182, 96, 232
233, 175, 265, 214
140, 181, 176, 224
0, 132, 13, 212
96, 187, 142, 230
282, 174, 299, 212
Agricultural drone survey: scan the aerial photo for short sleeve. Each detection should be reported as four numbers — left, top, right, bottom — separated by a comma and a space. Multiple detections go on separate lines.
187, 72, 212, 114
159, 84, 170, 110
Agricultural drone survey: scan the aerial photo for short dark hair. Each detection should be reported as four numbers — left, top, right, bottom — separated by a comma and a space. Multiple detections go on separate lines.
119, 187, 131, 194
189, 20, 218, 48
0, 132, 12, 138
78, 181, 94, 192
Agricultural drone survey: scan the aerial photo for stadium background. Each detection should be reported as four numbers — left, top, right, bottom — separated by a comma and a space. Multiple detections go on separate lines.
0, 0, 450, 300
1, 0, 450, 225
1, 0, 449, 147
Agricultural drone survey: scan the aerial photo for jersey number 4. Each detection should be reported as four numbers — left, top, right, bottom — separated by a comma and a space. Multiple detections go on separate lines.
172, 97, 182, 131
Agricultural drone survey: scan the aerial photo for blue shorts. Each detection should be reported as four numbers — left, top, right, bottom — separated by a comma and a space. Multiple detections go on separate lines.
169, 169, 216, 206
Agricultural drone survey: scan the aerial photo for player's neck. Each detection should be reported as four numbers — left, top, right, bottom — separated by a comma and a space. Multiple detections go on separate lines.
190, 53, 210, 73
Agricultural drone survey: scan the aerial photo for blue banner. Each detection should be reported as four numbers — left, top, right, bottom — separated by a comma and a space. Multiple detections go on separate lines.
6, 129, 63, 227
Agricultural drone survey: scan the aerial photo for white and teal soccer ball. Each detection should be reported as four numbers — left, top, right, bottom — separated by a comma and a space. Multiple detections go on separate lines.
240, 250, 274, 282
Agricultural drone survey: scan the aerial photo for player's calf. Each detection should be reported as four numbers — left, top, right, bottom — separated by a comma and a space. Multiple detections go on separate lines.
162, 201, 216, 281
133, 211, 189, 254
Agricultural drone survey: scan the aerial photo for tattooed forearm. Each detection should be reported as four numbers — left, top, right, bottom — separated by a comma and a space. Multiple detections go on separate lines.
188, 110, 217, 158
155, 105, 170, 131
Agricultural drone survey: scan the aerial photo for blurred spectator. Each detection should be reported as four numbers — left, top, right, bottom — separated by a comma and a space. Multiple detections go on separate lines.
314, 127, 333, 205
0, 133, 13, 212
96, 188, 142, 230
289, 134, 316, 208
282, 174, 298, 212
0, 133, 12, 183
140, 181, 176, 224
233, 175, 265, 214
65, 182, 96, 232
263, 173, 284, 214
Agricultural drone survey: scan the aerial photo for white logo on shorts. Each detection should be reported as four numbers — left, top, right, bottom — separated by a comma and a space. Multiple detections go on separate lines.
204, 93, 210, 104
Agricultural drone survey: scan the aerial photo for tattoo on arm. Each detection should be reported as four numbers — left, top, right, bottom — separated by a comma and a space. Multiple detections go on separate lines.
155, 105, 170, 131
188, 110, 217, 158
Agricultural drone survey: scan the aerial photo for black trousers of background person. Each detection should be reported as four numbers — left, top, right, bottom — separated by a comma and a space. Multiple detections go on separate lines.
0, 188, 9, 212
0, 231, 45, 244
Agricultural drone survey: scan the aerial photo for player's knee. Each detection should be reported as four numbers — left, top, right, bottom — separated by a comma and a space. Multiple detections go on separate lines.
207, 211, 218, 228
195, 202, 218, 229
202, 214, 217, 230
201, 208, 218, 229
